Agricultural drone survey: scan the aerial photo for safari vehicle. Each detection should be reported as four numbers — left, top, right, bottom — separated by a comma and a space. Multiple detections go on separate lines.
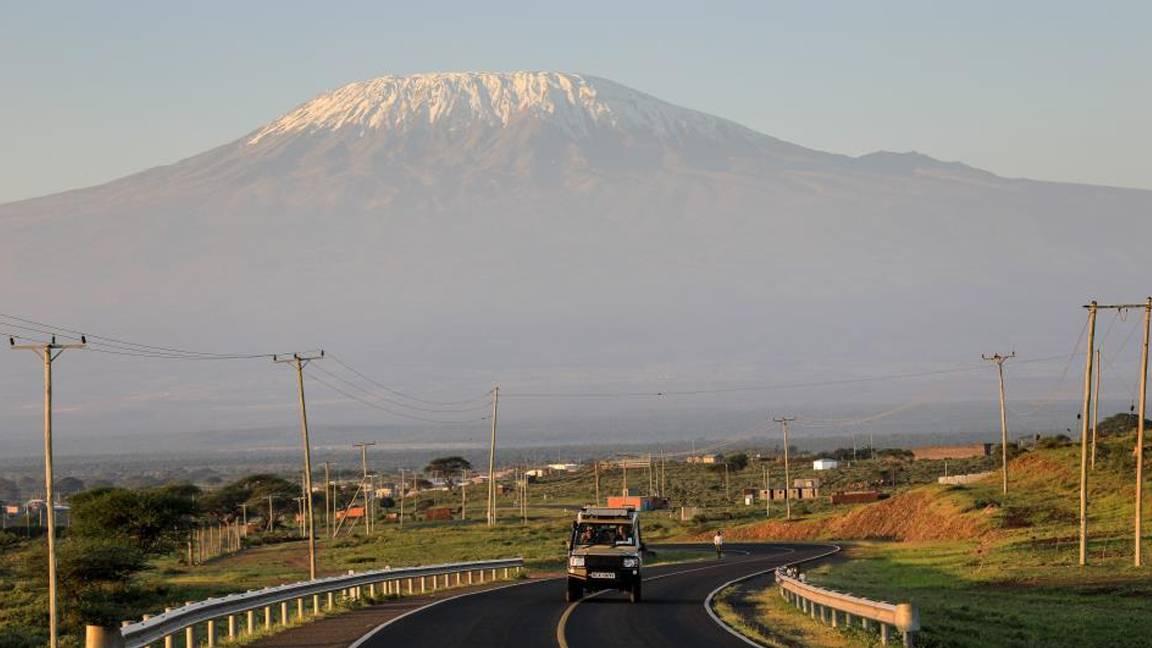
565, 506, 644, 602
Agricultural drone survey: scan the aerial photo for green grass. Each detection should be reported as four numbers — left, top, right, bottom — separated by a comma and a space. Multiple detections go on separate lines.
713, 582, 870, 648
0, 441, 1114, 647
788, 432, 1152, 648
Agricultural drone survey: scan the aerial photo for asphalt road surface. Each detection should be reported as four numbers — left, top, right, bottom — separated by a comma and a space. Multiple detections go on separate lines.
351, 543, 837, 648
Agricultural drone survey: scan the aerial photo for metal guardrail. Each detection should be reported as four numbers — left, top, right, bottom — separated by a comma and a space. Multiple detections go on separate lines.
775, 568, 919, 647
85, 557, 524, 648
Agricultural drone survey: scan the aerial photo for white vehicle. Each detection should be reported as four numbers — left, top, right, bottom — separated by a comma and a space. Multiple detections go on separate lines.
565, 506, 644, 602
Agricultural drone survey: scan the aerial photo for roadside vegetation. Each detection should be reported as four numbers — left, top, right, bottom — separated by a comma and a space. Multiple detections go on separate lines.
5, 424, 1142, 647
725, 414, 1152, 647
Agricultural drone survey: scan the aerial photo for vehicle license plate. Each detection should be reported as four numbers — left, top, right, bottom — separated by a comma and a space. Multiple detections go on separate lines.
589, 571, 615, 579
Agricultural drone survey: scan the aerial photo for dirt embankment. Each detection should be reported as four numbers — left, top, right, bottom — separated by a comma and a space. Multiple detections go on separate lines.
699, 486, 994, 543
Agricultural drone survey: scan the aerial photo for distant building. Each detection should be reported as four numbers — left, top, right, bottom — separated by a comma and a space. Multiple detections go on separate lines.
23, 499, 70, 526
605, 495, 667, 511
813, 459, 839, 471
336, 506, 366, 521
423, 507, 455, 521
911, 444, 993, 461
686, 454, 722, 464
830, 491, 886, 504
759, 486, 820, 501
547, 463, 581, 472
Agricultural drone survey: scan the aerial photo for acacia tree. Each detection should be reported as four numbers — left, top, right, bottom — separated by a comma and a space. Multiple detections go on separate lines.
70, 486, 198, 556
425, 456, 472, 488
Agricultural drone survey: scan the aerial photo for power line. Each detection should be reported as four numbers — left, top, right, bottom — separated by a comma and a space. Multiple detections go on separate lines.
0, 314, 286, 360
501, 355, 1069, 400
326, 353, 492, 407
304, 370, 488, 424
309, 363, 490, 414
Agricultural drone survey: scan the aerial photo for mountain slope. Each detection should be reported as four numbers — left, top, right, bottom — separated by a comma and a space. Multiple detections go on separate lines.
0, 71, 1149, 450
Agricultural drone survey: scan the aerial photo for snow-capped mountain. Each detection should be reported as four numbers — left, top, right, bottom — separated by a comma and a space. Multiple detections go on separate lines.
248, 72, 757, 143
1, 71, 1149, 453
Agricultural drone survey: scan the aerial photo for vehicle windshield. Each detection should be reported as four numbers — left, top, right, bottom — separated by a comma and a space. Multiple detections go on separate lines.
574, 522, 635, 546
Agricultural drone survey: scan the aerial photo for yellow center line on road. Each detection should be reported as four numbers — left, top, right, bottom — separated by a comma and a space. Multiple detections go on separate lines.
555, 547, 796, 648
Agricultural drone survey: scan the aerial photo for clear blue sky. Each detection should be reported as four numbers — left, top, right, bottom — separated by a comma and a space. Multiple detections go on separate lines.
2, 1, 1149, 203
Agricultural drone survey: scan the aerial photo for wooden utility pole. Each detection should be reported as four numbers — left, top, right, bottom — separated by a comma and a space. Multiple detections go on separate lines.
10, 334, 86, 648
723, 462, 730, 503
763, 464, 770, 518
983, 352, 1015, 494
274, 351, 324, 580
1079, 302, 1098, 566
1092, 349, 1102, 469
1076, 302, 1149, 565
354, 442, 376, 535
486, 387, 500, 526
1135, 298, 1151, 567
660, 451, 667, 497
774, 417, 797, 520
323, 462, 331, 537
399, 468, 406, 528
594, 460, 601, 505
520, 468, 527, 525
461, 469, 468, 520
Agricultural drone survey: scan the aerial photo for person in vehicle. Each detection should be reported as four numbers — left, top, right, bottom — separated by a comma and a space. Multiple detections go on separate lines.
616, 525, 633, 544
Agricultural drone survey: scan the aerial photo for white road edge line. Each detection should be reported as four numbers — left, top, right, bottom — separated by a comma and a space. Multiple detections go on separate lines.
557, 546, 797, 648
347, 577, 559, 648
702, 544, 842, 648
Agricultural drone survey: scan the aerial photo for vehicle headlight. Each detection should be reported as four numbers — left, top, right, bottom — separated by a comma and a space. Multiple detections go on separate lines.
622, 557, 638, 568
569, 556, 585, 568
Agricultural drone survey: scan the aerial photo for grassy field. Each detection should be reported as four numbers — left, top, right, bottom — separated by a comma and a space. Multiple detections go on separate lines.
0, 444, 1089, 647
0, 468, 713, 647
738, 431, 1152, 647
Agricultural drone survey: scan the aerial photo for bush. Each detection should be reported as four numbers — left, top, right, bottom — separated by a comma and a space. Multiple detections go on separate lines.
0, 626, 45, 648
70, 487, 198, 555
0, 529, 23, 551
1036, 434, 1073, 449
57, 538, 149, 585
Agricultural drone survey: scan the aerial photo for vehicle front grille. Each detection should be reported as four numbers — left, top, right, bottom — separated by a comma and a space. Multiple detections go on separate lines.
584, 555, 624, 570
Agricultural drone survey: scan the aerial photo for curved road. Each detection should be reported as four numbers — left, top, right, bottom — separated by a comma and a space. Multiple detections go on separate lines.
352, 543, 836, 648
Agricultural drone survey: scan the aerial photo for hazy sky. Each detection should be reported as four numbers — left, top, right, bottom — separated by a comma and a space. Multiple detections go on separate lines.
1, 1, 1149, 204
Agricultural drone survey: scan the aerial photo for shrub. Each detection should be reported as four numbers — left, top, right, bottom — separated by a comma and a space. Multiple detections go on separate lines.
0, 626, 45, 648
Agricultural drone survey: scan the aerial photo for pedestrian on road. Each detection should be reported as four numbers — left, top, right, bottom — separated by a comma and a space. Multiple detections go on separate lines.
713, 529, 724, 559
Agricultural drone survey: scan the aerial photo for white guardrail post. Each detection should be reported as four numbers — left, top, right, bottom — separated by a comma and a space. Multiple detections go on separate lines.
84, 557, 524, 648
776, 568, 919, 647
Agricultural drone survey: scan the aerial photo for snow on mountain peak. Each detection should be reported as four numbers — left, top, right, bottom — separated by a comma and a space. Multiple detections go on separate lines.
247, 71, 743, 145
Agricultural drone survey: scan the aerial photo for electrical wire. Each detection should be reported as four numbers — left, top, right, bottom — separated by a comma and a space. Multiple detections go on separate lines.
309, 363, 491, 414
501, 355, 1069, 400
303, 369, 488, 425
0, 313, 283, 360
325, 353, 492, 407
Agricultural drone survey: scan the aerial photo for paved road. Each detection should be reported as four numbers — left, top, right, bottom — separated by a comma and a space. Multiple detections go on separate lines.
352, 543, 837, 648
